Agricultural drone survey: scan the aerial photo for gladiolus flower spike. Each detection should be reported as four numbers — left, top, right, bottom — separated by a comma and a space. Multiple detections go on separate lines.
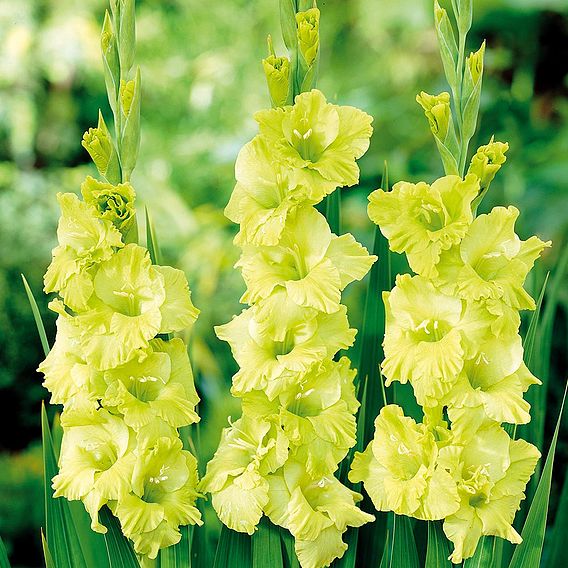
204, 85, 376, 568
39, 0, 203, 559
353, 3, 551, 563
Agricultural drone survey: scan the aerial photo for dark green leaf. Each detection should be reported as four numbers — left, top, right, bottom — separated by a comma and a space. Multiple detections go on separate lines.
380, 515, 419, 568
42, 403, 88, 568
523, 272, 549, 369
508, 383, 567, 568
0, 535, 11, 568
547, 468, 568, 568
252, 518, 283, 568
99, 507, 139, 568
324, 188, 341, 235
425, 521, 451, 568
22, 273, 50, 357
464, 536, 497, 568
279, 527, 299, 568
213, 526, 251, 568
158, 525, 192, 568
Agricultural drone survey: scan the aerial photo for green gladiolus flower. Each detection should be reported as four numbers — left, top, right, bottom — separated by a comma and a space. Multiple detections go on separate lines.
113, 436, 202, 559
265, 460, 374, 568
255, 89, 373, 189
44, 192, 124, 311
226, 136, 336, 246
445, 335, 540, 425
52, 408, 136, 533
239, 357, 360, 478
38, 312, 106, 405
216, 290, 356, 400
103, 338, 200, 430
200, 415, 288, 535
382, 274, 490, 407
296, 8, 320, 67
76, 243, 166, 370
81, 175, 136, 234
349, 405, 460, 520
75, 244, 198, 370
368, 174, 479, 278
154, 264, 200, 334
436, 206, 551, 310
237, 205, 376, 313
439, 423, 540, 563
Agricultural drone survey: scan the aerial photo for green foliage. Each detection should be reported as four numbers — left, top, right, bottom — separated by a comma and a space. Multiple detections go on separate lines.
0, 536, 11, 568
425, 522, 451, 568
41, 403, 88, 568
99, 508, 139, 568
213, 526, 251, 568
252, 518, 284, 568
508, 386, 567, 568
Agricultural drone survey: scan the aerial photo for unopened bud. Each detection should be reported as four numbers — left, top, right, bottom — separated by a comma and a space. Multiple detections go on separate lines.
468, 139, 509, 190
296, 8, 320, 66
82, 111, 118, 180
416, 91, 451, 140
263, 55, 290, 107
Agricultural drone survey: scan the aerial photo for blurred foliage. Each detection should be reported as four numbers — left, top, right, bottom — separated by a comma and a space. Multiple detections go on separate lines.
0, 0, 567, 565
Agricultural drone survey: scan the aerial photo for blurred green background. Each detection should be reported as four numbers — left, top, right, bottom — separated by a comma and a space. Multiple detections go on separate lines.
0, 0, 567, 566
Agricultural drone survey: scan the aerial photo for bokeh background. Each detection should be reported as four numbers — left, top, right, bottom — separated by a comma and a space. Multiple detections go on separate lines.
1, 0, 567, 566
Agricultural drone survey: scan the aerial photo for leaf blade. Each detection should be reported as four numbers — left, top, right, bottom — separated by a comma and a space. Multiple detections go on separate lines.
508, 383, 567, 568
22, 273, 50, 357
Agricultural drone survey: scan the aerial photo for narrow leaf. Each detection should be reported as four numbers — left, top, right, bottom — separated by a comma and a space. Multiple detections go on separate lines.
0, 535, 11, 568
508, 383, 567, 568
425, 521, 452, 568
41, 531, 56, 568
547, 468, 568, 568
99, 506, 139, 568
463, 536, 496, 568
145, 206, 161, 265
158, 525, 192, 567
22, 274, 50, 357
252, 518, 283, 568
213, 526, 251, 568
280, 527, 300, 568
380, 515, 419, 568
325, 188, 341, 235
42, 403, 88, 568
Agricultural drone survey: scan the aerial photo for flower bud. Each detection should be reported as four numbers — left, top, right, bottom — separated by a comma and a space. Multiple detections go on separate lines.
119, 68, 141, 180
81, 175, 136, 234
416, 91, 452, 140
262, 54, 290, 107
101, 10, 119, 112
296, 8, 320, 66
466, 42, 485, 86
468, 139, 509, 191
119, 78, 136, 117
81, 111, 120, 183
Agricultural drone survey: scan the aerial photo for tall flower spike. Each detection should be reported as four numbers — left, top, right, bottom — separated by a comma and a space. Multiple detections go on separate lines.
204, 8, 375, 562
357, 1, 549, 562
38, 0, 202, 558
